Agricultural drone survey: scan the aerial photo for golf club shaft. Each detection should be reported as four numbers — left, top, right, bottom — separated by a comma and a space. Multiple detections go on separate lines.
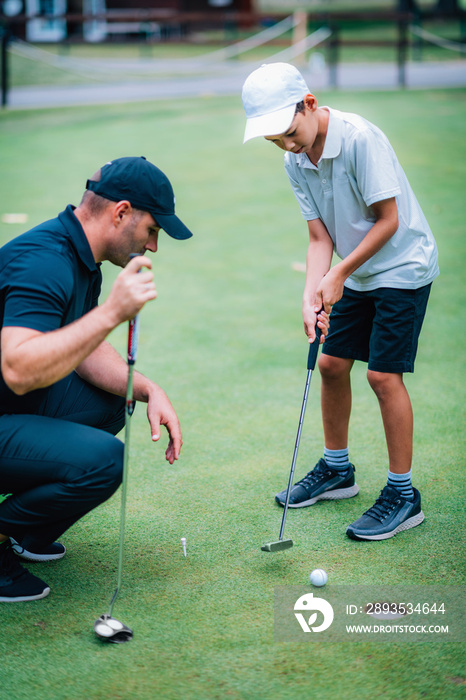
278, 324, 322, 542
278, 368, 312, 541
109, 364, 134, 615
109, 309, 139, 617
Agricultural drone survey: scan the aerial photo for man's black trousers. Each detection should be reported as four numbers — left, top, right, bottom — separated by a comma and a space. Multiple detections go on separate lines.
0, 372, 125, 549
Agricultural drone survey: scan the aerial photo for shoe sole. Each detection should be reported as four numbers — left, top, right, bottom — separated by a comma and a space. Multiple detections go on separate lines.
10, 539, 66, 562
277, 484, 360, 508
346, 510, 425, 541
0, 586, 50, 602
12, 550, 66, 562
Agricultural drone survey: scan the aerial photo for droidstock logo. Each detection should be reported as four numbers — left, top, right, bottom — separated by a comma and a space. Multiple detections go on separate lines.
294, 592, 334, 633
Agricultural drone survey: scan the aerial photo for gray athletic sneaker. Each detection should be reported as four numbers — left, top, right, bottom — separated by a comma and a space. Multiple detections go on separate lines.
275, 458, 359, 508
346, 486, 424, 541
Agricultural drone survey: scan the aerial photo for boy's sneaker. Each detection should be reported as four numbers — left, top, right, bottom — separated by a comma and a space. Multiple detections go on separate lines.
346, 486, 424, 541
0, 541, 50, 602
275, 458, 359, 508
10, 537, 66, 562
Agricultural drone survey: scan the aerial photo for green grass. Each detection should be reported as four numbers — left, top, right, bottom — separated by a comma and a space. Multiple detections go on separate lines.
0, 90, 465, 699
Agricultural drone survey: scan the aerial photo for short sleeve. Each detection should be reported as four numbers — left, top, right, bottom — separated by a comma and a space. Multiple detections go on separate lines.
2, 248, 74, 332
349, 126, 401, 207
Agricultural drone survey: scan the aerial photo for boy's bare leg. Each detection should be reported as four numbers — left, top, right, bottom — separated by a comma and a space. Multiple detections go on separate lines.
274, 354, 358, 508
367, 370, 413, 475
346, 370, 423, 541
319, 355, 354, 450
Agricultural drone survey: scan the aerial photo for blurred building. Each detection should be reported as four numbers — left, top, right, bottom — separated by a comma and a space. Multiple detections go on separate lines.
3, 0, 254, 42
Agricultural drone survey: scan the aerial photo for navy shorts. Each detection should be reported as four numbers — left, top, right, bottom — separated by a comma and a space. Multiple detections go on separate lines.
321, 284, 432, 374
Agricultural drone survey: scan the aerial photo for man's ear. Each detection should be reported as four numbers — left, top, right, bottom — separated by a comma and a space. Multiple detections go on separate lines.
112, 200, 132, 225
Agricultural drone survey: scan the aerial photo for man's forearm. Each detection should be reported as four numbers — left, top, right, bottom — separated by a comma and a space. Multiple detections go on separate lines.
76, 341, 154, 402
78, 339, 182, 464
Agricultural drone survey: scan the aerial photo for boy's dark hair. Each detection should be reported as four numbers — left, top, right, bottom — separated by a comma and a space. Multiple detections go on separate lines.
295, 101, 305, 114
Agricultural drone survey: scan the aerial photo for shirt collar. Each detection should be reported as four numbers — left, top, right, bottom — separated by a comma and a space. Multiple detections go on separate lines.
295, 107, 343, 169
58, 205, 99, 273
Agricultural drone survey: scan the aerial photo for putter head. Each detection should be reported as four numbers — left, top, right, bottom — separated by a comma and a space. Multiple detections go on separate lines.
261, 539, 293, 552
94, 614, 133, 643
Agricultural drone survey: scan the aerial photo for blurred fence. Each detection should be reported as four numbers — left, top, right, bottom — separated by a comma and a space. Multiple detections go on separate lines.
1, 8, 466, 107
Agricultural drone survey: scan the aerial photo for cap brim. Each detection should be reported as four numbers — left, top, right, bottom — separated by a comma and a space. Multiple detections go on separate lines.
243, 103, 296, 143
154, 212, 193, 240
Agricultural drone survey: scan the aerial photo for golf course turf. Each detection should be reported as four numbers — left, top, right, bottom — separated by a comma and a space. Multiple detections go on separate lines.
0, 88, 464, 699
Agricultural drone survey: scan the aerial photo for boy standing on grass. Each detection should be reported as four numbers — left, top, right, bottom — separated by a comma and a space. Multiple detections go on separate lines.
241, 63, 438, 541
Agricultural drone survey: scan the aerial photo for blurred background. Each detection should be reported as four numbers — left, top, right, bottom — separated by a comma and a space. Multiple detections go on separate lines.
0, 2, 465, 699
1, 0, 466, 107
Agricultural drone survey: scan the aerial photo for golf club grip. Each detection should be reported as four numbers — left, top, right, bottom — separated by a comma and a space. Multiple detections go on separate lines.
128, 253, 141, 365
127, 316, 139, 365
307, 324, 322, 370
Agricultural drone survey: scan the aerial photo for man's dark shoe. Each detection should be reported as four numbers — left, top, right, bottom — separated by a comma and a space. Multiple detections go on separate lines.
0, 541, 50, 602
275, 458, 359, 508
346, 486, 424, 541
10, 537, 66, 562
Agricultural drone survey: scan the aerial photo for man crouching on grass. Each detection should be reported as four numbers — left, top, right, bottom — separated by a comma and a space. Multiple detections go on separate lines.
0, 156, 193, 602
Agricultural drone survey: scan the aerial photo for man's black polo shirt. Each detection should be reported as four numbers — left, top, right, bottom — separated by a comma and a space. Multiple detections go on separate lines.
0, 205, 102, 413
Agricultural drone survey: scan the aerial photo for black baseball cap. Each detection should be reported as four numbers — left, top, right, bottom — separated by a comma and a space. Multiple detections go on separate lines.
86, 156, 193, 240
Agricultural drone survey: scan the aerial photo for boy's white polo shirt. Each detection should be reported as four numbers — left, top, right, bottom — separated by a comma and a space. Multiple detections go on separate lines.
284, 107, 439, 291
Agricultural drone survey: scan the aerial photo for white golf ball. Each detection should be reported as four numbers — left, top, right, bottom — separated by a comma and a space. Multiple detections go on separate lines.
310, 568, 328, 587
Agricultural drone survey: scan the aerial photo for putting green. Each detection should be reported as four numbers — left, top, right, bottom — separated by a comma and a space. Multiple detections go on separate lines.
0, 89, 464, 699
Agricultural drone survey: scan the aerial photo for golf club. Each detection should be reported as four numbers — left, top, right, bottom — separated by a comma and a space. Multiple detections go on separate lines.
261, 319, 322, 552
94, 258, 141, 643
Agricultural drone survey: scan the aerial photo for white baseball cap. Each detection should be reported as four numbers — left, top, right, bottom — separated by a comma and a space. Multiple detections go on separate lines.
242, 63, 310, 143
